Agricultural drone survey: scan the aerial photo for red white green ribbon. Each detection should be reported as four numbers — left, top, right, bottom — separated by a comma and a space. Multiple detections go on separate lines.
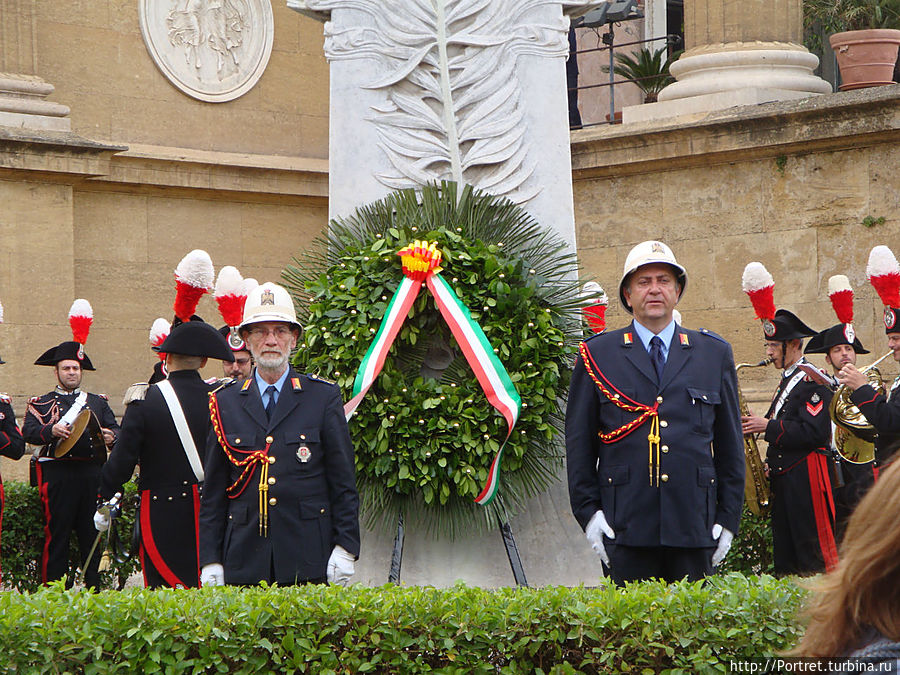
344, 241, 521, 505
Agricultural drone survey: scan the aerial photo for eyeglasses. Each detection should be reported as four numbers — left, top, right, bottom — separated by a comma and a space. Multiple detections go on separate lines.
247, 326, 293, 339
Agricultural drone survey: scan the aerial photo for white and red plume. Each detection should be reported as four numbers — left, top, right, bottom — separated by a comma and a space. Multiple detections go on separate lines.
580, 281, 608, 334
741, 262, 776, 322
215, 266, 246, 328
867, 245, 900, 309
68, 299, 93, 344
149, 318, 170, 360
173, 249, 214, 323
827, 275, 854, 324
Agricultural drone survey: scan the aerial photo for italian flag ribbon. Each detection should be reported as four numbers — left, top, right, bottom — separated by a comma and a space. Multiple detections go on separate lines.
344, 240, 521, 505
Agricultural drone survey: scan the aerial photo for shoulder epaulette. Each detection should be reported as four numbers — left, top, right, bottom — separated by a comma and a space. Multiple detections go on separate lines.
0, 393, 10, 404
210, 377, 236, 394
698, 327, 728, 344
122, 382, 150, 406
583, 331, 605, 343
97, 393, 109, 400
29, 395, 46, 403
307, 373, 335, 385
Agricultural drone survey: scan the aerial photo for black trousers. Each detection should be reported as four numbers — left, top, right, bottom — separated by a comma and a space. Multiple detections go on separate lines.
606, 544, 714, 585
36, 460, 103, 589
832, 460, 876, 544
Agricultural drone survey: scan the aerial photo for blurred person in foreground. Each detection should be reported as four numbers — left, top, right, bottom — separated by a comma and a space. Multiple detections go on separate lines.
793, 458, 900, 665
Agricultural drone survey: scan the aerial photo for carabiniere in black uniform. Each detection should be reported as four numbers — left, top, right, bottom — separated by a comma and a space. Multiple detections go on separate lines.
0, 382, 26, 585
23, 341, 118, 589
99, 320, 235, 588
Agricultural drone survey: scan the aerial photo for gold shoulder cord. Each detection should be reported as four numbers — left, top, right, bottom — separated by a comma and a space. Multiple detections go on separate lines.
579, 342, 662, 487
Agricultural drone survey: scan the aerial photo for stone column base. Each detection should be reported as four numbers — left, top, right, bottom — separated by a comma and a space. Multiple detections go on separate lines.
0, 73, 71, 132
622, 42, 832, 125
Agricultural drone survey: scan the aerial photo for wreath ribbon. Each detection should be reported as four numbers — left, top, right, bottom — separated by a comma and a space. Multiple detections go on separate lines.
344, 240, 522, 505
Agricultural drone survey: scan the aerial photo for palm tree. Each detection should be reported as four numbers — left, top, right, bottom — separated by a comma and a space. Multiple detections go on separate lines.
609, 46, 681, 103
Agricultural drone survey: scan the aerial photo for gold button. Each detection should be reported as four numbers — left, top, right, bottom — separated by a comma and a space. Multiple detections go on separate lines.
268, 497, 277, 506
268, 477, 276, 485
607, 477, 612, 484
300, 434, 306, 440
266, 436, 274, 444
320, 508, 325, 514
702, 395, 708, 400
660, 420, 668, 428
710, 478, 715, 484
661, 445, 669, 453
661, 474, 669, 482
656, 396, 663, 403
235, 438, 241, 444
268, 456, 275, 464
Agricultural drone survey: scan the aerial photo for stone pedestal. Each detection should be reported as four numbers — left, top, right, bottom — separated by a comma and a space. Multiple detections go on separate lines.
0, 74, 71, 131
624, 0, 831, 123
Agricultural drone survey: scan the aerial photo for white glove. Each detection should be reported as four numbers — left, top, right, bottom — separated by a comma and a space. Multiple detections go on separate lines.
200, 563, 225, 587
326, 545, 356, 586
93, 509, 110, 532
711, 523, 734, 567
585, 509, 615, 566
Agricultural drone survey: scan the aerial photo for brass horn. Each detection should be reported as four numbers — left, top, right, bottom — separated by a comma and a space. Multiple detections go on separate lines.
831, 351, 892, 464
737, 358, 772, 515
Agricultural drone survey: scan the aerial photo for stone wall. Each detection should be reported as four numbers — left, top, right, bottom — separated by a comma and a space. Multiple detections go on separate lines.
0, 3, 330, 482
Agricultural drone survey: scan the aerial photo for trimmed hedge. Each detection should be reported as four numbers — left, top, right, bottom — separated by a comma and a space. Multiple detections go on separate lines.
0, 574, 804, 673
1, 480, 140, 591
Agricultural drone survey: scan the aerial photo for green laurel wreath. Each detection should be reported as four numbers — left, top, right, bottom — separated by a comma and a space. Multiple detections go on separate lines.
283, 183, 585, 537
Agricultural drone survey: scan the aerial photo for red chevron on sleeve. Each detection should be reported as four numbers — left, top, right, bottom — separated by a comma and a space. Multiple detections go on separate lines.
806, 400, 824, 416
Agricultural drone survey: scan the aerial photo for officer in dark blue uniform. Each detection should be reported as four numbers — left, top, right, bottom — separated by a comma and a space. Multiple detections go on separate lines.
199, 282, 360, 587
23, 333, 119, 589
742, 308, 837, 576
96, 319, 234, 588
566, 241, 745, 584
0, 343, 26, 586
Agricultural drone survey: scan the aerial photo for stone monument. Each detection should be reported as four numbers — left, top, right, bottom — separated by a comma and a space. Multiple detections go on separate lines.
289, 0, 606, 587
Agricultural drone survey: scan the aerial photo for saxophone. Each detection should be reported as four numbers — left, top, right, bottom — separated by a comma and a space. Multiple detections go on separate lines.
736, 358, 772, 516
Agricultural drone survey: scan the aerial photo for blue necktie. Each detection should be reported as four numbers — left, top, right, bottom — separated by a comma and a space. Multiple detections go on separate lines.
650, 336, 665, 382
264, 385, 277, 420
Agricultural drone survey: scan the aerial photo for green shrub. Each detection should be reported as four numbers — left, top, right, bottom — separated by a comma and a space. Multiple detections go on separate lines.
0, 574, 804, 673
1, 480, 141, 591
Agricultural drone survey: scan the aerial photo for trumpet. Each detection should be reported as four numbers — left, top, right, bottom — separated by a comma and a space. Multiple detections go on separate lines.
736, 358, 772, 516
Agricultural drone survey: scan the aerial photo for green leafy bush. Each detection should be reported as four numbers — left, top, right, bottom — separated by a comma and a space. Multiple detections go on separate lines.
1, 480, 141, 591
0, 574, 804, 673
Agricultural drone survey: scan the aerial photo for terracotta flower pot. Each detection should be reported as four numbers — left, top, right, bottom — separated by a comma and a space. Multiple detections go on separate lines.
830, 29, 900, 91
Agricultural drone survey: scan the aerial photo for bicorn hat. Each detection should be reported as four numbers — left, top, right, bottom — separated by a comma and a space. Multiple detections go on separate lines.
155, 319, 234, 362
35, 299, 95, 370
805, 275, 869, 355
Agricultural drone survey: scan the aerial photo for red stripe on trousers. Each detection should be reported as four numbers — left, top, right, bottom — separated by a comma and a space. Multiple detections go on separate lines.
807, 453, 839, 572
140, 489, 188, 588
36, 462, 52, 584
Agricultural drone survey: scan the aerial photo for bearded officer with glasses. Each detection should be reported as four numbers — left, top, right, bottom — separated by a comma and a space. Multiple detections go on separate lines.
199, 282, 360, 587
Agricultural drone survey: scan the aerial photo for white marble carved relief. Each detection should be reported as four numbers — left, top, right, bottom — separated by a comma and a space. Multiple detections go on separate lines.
292, 0, 597, 203
140, 0, 274, 103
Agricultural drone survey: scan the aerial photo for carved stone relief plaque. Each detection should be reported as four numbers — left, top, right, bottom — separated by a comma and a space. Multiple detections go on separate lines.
139, 0, 274, 103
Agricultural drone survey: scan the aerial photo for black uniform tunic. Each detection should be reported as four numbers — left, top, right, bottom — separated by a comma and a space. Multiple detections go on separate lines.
100, 370, 218, 588
22, 389, 118, 588
0, 394, 25, 585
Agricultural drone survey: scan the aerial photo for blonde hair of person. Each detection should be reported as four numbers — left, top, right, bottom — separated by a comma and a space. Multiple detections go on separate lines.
794, 459, 900, 656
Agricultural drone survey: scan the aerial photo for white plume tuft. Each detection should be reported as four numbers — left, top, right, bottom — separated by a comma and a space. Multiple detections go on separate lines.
828, 274, 852, 295
174, 249, 214, 289
215, 266, 244, 298
149, 318, 170, 346
867, 245, 900, 278
69, 298, 93, 319
741, 262, 774, 293
241, 278, 259, 295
